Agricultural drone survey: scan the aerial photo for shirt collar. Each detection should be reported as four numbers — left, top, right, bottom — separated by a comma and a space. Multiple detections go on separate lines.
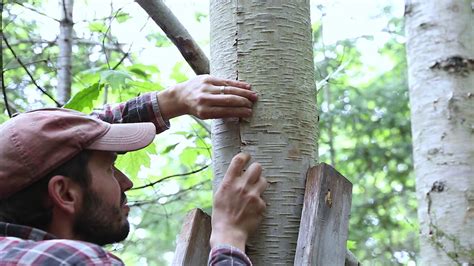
0, 222, 56, 241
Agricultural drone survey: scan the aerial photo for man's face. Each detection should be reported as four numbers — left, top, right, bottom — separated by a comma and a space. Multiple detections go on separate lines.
73, 150, 133, 246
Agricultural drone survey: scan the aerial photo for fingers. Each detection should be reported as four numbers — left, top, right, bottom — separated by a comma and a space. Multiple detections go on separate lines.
193, 92, 255, 119
245, 163, 267, 195
195, 92, 253, 107
209, 94, 253, 108
204, 75, 251, 90
196, 106, 252, 119
212, 86, 258, 102
245, 162, 262, 184
255, 176, 268, 195
225, 153, 251, 180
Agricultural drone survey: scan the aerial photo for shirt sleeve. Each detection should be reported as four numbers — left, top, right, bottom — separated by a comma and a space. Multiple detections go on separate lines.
208, 244, 252, 266
90, 92, 170, 134
0, 238, 125, 266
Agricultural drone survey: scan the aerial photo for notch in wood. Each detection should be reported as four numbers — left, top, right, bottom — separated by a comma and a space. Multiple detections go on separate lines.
295, 163, 353, 266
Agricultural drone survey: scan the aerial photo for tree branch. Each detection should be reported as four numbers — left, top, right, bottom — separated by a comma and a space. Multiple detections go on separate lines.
2, 35, 61, 107
1, 71, 10, 117
1, 0, 11, 117
129, 180, 209, 207
112, 52, 129, 70
136, 0, 209, 75
130, 164, 209, 191
12, 1, 60, 22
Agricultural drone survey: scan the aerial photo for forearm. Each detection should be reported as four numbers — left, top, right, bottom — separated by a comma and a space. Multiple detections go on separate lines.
90, 92, 170, 133
156, 84, 187, 121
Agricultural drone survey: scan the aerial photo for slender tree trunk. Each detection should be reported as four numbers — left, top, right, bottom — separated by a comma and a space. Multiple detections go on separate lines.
405, 0, 474, 264
57, 0, 74, 104
210, 1, 318, 264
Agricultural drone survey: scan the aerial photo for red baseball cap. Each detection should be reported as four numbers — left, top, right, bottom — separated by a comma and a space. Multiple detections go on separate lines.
0, 108, 156, 199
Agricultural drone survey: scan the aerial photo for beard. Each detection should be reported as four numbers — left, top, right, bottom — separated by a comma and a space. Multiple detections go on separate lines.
73, 189, 130, 246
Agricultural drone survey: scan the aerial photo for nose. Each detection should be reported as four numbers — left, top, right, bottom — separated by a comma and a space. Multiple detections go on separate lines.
114, 167, 134, 191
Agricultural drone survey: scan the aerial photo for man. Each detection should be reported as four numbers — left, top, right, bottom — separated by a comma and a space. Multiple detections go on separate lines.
0, 75, 267, 265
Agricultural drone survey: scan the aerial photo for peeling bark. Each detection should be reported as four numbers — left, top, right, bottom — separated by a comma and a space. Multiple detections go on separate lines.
210, 1, 318, 264
57, 0, 74, 104
405, 0, 474, 264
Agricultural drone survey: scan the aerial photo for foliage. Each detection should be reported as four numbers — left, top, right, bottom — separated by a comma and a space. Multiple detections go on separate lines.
314, 14, 418, 264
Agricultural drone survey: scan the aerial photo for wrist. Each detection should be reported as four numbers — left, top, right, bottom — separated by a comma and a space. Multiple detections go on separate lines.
210, 227, 247, 251
156, 85, 186, 120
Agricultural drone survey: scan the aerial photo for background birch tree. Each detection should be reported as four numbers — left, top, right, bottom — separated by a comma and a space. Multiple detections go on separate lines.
405, 0, 474, 264
57, 0, 73, 104
210, 1, 318, 264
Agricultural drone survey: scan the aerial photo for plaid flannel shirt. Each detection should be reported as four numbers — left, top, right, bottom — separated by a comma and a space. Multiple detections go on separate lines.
0, 92, 251, 265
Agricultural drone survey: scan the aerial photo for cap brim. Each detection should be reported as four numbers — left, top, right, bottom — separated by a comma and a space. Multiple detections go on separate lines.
87, 122, 156, 152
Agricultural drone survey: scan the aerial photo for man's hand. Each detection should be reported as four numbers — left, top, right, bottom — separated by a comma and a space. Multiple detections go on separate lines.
157, 75, 258, 120
210, 153, 268, 251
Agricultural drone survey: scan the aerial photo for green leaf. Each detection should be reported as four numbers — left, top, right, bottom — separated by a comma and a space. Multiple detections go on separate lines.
116, 142, 156, 178
129, 68, 148, 79
116, 11, 130, 23
127, 64, 160, 80
179, 147, 199, 166
347, 240, 356, 250
128, 81, 162, 93
88, 21, 107, 33
64, 83, 103, 113
100, 70, 132, 90
162, 143, 179, 154
170, 62, 188, 83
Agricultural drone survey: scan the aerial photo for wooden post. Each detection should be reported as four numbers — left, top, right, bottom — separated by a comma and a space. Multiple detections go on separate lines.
172, 208, 212, 266
295, 163, 353, 266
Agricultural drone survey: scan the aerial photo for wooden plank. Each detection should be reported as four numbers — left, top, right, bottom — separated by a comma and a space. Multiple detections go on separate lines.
295, 163, 353, 266
172, 208, 212, 265
345, 249, 360, 266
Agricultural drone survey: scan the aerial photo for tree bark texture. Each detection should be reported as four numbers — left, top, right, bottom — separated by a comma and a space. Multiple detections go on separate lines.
210, 1, 318, 264
136, 0, 210, 75
405, 0, 474, 264
57, 0, 74, 104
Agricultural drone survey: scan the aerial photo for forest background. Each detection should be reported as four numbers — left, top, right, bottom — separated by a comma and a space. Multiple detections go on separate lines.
1, 0, 416, 265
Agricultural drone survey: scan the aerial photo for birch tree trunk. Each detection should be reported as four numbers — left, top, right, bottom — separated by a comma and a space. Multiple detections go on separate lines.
405, 0, 474, 264
57, 0, 74, 104
210, 1, 318, 264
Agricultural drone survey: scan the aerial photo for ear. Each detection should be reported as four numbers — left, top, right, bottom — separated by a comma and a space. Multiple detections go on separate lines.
47, 175, 82, 215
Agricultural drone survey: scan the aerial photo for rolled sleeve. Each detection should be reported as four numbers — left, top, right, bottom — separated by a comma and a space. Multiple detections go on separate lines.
90, 92, 170, 133
208, 244, 252, 266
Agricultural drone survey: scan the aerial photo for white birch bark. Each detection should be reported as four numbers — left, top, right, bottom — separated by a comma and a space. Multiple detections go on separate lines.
57, 0, 74, 104
405, 0, 474, 264
210, 1, 318, 264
